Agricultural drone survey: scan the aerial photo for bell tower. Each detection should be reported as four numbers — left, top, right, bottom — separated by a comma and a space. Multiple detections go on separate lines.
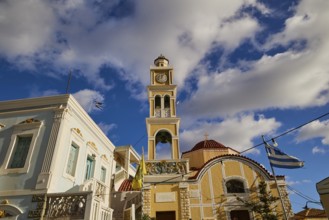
146, 55, 180, 160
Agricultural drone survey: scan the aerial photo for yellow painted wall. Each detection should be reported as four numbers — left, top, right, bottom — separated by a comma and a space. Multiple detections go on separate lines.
182, 151, 205, 168
182, 149, 238, 169
150, 91, 174, 96
242, 164, 257, 189
149, 184, 181, 220
186, 158, 289, 220
224, 161, 241, 176
150, 124, 177, 135
170, 99, 175, 115
191, 207, 201, 219
203, 207, 214, 218
148, 140, 155, 159
201, 171, 212, 204
211, 164, 224, 204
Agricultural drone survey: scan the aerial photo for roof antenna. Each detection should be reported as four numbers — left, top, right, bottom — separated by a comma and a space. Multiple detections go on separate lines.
66, 70, 72, 94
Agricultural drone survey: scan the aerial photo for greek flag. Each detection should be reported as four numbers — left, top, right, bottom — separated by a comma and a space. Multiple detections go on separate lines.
266, 144, 304, 169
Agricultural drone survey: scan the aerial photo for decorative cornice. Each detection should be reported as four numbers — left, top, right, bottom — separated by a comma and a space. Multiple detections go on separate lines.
87, 141, 98, 152
101, 154, 108, 162
19, 118, 41, 124
72, 128, 83, 138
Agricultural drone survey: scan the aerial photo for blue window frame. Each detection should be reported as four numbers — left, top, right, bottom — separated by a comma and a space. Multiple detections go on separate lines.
85, 156, 95, 180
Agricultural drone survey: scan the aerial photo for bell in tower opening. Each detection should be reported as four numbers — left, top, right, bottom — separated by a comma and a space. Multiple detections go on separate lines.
146, 55, 180, 160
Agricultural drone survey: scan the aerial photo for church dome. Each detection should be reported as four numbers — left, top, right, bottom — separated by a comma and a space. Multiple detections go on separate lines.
191, 139, 228, 151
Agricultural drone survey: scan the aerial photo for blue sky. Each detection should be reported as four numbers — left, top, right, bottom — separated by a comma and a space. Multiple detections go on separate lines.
1, 0, 329, 213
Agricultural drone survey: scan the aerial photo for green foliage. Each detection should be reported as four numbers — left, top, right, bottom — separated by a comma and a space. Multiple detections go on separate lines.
141, 213, 152, 220
236, 181, 279, 220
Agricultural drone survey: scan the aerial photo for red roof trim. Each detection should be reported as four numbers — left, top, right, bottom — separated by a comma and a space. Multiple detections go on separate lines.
182, 139, 240, 155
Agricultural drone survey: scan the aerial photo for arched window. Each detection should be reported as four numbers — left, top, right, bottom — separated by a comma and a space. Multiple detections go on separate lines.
226, 179, 245, 193
154, 96, 161, 117
164, 95, 170, 117
164, 95, 170, 108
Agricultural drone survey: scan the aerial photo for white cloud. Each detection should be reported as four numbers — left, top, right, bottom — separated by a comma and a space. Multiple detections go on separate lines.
179, 0, 329, 118
154, 143, 172, 160
180, 48, 329, 118
312, 146, 327, 155
0, 0, 56, 58
72, 89, 104, 113
180, 114, 281, 153
2, 0, 329, 135
285, 176, 312, 186
297, 120, 329, 145
98, 122, 117, 135
0, 0, 265, 94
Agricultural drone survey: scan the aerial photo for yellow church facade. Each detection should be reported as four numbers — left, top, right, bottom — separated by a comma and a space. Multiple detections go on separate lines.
139, 55, 293, 220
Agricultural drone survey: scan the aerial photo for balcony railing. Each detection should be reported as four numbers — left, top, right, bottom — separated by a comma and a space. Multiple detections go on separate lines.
145, 159, 189, 175
28, 192, 88, 219
154, 108, 171, 118
80, 178, 110, 204
164, 108, 170, 117
28, 191, 113, 220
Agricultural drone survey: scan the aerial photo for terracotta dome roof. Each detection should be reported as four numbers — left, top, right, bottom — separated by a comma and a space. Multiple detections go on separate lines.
191, 139, 227, 151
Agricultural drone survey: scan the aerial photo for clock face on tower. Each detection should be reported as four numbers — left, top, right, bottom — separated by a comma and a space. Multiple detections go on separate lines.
155, 73, 167, 83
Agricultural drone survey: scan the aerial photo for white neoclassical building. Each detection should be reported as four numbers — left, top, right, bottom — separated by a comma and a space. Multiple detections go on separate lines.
0, 94, 116, 219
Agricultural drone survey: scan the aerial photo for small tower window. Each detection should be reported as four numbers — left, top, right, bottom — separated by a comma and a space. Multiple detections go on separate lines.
164, 95, 170, 117
155, 96, 161, 117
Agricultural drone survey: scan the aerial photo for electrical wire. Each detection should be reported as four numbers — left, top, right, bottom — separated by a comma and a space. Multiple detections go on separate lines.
240, 110, 329, 154
286, 185, 320, 203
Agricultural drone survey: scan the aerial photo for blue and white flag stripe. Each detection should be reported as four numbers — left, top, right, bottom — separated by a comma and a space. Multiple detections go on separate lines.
266, 144, 304, 169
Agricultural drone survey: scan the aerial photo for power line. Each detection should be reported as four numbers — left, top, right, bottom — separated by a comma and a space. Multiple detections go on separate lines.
240, 110, 329, 154
286, 185, 319, 203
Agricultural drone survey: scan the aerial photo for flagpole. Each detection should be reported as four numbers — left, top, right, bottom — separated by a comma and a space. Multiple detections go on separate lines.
262, 136, 289, 220
269, 162, 289, 220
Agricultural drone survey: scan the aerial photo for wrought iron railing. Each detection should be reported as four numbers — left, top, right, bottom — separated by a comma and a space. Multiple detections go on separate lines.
28, 192, 88, 219
28, 191, 113, 220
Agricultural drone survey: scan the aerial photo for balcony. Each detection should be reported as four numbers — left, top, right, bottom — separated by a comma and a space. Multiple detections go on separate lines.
80, 178, 110, 205
28, 192, 113, 220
